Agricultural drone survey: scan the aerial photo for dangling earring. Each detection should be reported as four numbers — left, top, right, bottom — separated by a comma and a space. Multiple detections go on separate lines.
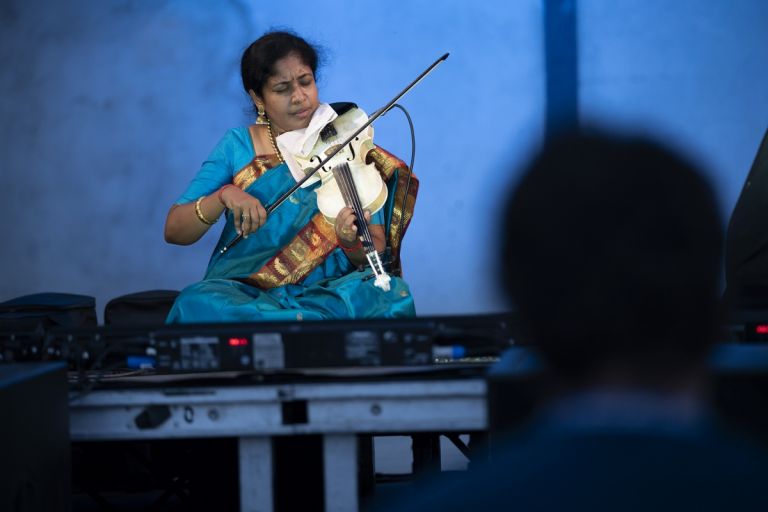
256, 104, 268, 125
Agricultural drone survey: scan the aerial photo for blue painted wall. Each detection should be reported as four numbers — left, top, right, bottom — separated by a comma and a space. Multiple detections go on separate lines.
0, 0, 765, 321
578, 0, 768, 218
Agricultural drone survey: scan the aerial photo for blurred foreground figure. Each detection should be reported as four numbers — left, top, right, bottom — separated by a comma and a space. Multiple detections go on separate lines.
382, 132, 768, 511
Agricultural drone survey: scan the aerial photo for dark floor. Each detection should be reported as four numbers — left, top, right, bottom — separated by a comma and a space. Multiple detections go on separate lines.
69, 436, 470, 511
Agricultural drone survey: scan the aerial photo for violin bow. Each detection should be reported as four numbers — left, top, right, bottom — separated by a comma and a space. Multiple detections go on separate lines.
220, 52, 449, 255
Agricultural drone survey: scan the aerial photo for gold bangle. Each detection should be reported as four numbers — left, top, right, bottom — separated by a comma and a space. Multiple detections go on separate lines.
194, 196, 217, 225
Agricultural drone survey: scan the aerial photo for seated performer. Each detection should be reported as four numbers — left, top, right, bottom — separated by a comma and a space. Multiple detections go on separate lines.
164, 31, 417, 323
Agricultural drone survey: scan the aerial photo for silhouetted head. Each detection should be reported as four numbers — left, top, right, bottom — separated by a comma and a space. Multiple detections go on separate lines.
500, 131, 723, 385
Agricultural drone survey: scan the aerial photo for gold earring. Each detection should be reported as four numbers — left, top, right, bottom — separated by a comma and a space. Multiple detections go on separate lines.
256, 104, 268, 125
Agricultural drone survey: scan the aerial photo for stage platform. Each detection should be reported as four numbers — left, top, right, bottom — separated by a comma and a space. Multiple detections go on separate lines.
68, 366, 488, 512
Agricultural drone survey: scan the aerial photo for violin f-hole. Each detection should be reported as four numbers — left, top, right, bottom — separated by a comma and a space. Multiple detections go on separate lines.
309, 154, 327, 173
345, 140, 357, 162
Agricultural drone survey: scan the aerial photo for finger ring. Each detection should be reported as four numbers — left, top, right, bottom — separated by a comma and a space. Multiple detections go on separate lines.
242, 214, 250, 219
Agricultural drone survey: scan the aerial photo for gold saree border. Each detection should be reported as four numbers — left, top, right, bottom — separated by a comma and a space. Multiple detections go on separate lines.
243, 213, 337, 288
236, 125, 340, 288
234, 128, 418, 288
232, 125, 281, 189
367, 147, 419, 276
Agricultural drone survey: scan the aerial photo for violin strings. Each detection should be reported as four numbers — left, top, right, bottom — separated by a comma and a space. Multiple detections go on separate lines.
334, 163, 374, 250
333, 163, 376, 253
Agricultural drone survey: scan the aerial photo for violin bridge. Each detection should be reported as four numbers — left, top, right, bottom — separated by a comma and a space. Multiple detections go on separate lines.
324, 144, 342, 157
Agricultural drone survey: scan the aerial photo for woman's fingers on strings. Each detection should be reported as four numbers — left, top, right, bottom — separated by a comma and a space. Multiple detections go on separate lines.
342, 210, 358, 233
346, 218, 358, 243
335, 209, 357, 242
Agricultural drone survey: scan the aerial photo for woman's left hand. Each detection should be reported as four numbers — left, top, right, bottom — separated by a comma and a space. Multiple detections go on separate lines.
335, 207, 370, 245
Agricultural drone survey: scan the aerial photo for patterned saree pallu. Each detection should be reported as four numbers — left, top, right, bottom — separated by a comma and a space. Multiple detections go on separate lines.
167, 135, 418, 323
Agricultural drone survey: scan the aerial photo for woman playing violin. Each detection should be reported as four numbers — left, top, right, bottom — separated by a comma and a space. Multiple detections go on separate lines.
164, 31, 417, 322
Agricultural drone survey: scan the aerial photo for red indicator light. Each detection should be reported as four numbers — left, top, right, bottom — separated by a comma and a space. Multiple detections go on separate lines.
228, 337, 249, 347
755, 325, 768, 335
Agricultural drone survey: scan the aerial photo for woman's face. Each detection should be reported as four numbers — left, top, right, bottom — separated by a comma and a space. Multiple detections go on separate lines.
254, 52, 319, 133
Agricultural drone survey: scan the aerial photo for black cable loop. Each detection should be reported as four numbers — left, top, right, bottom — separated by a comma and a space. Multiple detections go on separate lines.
386, 104, 416, 274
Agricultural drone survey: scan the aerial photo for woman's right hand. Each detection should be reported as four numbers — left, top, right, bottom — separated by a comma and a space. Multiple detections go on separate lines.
219, 185, 268, 237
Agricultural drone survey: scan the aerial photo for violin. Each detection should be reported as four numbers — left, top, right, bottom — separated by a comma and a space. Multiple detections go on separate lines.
298, 106, 388, 225
295, 106, 392, 290
219, 53, 450, 290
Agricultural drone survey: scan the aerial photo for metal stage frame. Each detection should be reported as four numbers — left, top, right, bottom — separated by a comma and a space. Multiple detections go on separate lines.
69, 373, 487, 512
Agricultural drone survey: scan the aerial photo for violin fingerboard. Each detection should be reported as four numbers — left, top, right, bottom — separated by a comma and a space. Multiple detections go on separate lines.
332, 162, 355, 209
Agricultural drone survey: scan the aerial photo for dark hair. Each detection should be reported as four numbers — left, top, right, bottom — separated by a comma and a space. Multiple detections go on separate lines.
240, 31, 320, 97
500, 131, 723, 380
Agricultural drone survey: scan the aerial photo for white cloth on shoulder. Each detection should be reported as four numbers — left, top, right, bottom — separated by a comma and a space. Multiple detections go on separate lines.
276, 103, 338, 186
